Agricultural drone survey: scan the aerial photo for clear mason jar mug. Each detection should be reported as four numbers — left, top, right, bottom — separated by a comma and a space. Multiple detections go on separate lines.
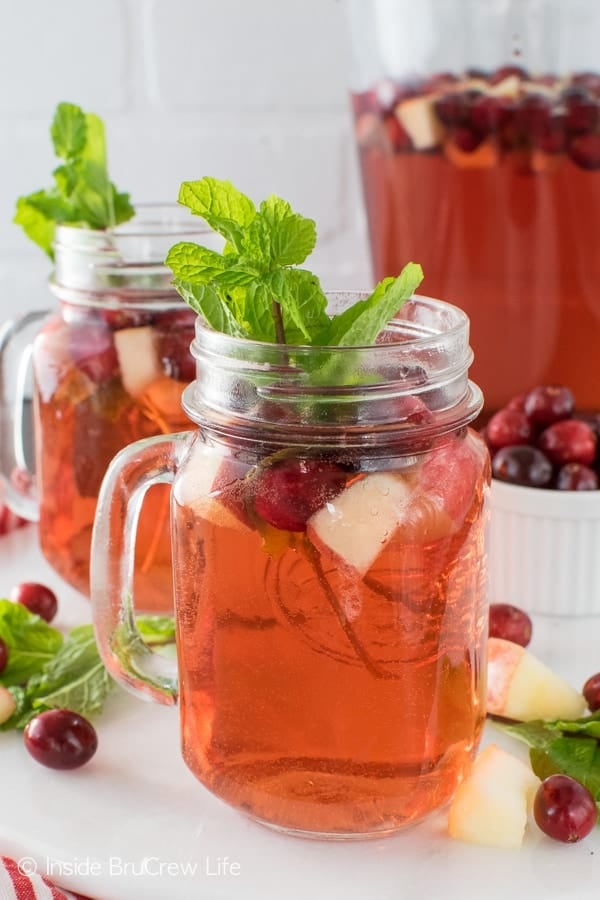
347, 0, 600, 414
0, 205, 219, 611
91, 293, 490, 838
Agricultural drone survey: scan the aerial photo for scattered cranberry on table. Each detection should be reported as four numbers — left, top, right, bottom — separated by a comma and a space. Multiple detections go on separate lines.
24, 709, 98, 770
583, 672, 600, 712
0, 638, 8, 676
489, 603, 532, 647
10, 582, 58, 623
483, 384, 600, 489
533, 775, 598, 843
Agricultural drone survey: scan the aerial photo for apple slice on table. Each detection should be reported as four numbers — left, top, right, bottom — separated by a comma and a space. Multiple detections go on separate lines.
448, 744, 539, 848
174, 443, 251, 534
487, 637, 586, 722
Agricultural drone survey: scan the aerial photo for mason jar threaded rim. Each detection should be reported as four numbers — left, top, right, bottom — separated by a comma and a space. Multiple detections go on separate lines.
182, 293, 484, 450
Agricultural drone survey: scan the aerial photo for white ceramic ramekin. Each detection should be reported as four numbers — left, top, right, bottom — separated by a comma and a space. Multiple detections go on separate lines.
488, 479, 600, 617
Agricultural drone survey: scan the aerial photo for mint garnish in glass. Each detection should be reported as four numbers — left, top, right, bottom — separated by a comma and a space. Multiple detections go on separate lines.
165, 177, 423, 347
14, 101, 134, 258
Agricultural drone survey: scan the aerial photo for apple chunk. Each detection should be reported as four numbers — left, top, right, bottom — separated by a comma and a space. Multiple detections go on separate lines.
395, 96, 443, 150
487, 637, 586, 722
448, 744, 539, 848
114, 326, 162, 397
174, 443, 251, 534
307, 472, 412, 575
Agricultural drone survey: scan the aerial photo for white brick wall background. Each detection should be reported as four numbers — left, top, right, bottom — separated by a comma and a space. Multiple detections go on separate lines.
0, 0, 372, 321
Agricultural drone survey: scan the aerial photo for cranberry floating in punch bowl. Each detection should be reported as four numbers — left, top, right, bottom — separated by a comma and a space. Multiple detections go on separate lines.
347, 0, 600, 414
484, 385, 600, 615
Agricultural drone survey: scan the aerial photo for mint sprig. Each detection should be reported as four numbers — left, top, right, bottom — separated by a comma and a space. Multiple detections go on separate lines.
497, 713, 600, 810
14, 101, 134, 259
166, 177, 423, 349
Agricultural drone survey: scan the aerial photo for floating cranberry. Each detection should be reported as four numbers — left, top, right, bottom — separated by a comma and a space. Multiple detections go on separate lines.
556, 463, 599, 491
563, 88, 599, 136
538, 419, 597, 466
524, 385, 574, 427
251, 458, 347, 532
572, 72, 600, 97
583, 673, 600, 711
154, 309, 196, 384
486, 409, 535, 450
492, 445, 553, 488
516, 94, 552, 137
489, 603, 532, 647
434, 92, 467, 127
11, 582, 58, 623
490, 65, 529, 85
468, 95, 513, 135
569, 133, 600, 170
535, 115, 567, 154
506, 392, 527, 413
453, 126, 485, 153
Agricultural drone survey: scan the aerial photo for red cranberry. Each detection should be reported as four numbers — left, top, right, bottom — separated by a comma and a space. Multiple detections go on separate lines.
556, 463, 598, 491
506, 393, 527, 413
465, 67, 489, 80
569, 133, 600, 170
534, 775, 598, 843
468, 95, 513, 135
516, 94, 552, 137
0, 638, 8, 675
0, 504, 29, 536
563, 88, 599, 135
538, 419, 597, 466
523, 385, 574, 427
572, 73, 600, 96
68, 320, 118, 384
490, 65, 529, 85
453, 126, 485, 153
486, 409, 535, 450
583, 672, 600, 711
489, 603, 532, 647
434, 92, 467, 127
24, 710, 97, 770
251, 458, 347, 532
100, 308, 155, 331
535, 115, 567, 154
11, 582, 58, 623
492, 445, 553, 488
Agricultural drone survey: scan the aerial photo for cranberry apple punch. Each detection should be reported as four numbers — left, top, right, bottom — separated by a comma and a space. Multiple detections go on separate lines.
348, 0, 600, 413
91, 178, 490, 838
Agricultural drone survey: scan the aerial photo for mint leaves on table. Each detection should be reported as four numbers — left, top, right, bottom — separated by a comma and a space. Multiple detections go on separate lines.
497, 714, 600, 810
166, 177, 423, 347
0, 605, 176, 730
14, 101, 134, 258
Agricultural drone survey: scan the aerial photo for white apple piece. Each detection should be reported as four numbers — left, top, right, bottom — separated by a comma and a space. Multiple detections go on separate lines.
448, 744, 539, 848
113, 326, 162, 398
489, 75, 522, 99
307, 472, 412, 575
395, 96, 444, 150
173, 443, 250, 534
487, 637, 586, 721
0, 686, 16, 725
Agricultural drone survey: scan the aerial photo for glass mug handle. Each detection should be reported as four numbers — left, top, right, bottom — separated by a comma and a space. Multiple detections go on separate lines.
0, 309, 50, 520
90, 430, 196, 705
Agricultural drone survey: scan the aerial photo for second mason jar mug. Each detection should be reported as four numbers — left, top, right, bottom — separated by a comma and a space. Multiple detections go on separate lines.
91, 293, 490, 838
347, 0, 600, 413
0, 205, 220, 610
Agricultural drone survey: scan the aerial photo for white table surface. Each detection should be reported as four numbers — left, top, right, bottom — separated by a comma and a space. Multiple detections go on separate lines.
0, 526, 599, 900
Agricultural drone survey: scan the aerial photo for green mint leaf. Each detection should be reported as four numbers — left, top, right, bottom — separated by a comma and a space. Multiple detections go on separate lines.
0, 600, 63, 686
530, 738, 600, 807
165, 242, 228, 284
27, 624, 114, 718
174, 280, 246, 337
112, 188, 135, 224
50, 102, 87, 160
318, 263, 424, 347
178, 178, 256, 252
241, 281, 277, 342
268, 268, 329, 344
135, 615, 176, 646
13, 195, 60, 258
81, 112, 107, 168
244, 196, 317, 267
